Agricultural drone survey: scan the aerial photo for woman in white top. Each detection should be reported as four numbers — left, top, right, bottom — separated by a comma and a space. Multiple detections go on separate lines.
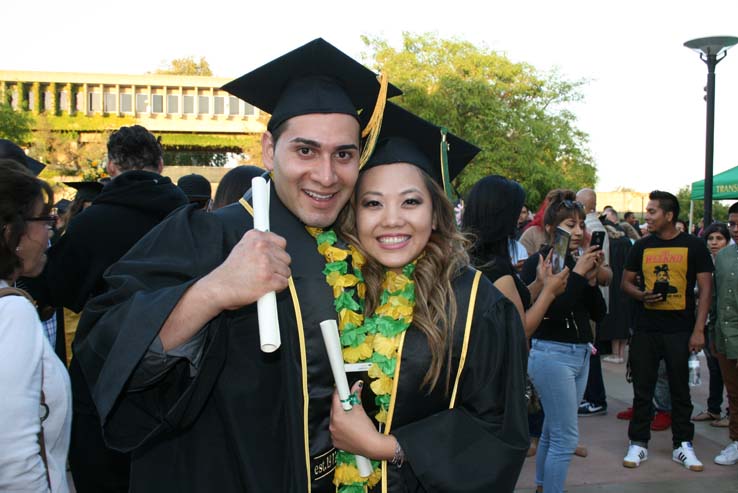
0, 160, 72, 492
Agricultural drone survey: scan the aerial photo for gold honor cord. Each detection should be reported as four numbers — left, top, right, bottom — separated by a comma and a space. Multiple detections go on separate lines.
359, 71, 389, 168
439, 127, 454, 202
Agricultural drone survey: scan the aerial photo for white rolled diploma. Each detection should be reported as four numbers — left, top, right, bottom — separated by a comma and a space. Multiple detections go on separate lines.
252, 176, 281, 353
319, 320, 374, 478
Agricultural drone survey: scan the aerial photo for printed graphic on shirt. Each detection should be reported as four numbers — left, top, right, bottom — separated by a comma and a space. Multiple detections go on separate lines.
642, 247, 687, 310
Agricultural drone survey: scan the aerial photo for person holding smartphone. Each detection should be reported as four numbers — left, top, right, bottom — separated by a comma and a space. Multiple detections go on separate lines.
621, 191, 713, 472
521, 190, 606, 493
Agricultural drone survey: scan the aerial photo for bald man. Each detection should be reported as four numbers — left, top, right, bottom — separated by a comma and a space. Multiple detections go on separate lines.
576, 188, 613, 417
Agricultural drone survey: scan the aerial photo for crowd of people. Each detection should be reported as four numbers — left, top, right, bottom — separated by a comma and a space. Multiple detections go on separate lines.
1, 37, 737, 493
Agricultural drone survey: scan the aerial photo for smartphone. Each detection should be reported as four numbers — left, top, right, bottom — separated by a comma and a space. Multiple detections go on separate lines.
551, 227, 571, 274
590, 230, 606, 251
652, 280, 669, 301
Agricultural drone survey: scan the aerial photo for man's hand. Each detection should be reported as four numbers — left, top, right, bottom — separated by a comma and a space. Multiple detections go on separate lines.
202, 229, 291, 311
641, 290, 664, 304
689, 330, 705, 353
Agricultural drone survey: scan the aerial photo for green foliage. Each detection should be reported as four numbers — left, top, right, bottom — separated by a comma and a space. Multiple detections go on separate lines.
158, 132, 260, 167
30, 82, 41, 114
29, 116, 110, 175
155, 56, 213, 76
41, 113, 136, 132
362, 33, 596, 206
0, 102, 35, 144
676, 185, 729, 224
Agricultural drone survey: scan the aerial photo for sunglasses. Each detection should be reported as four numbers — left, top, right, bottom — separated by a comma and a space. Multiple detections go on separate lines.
25, 214, 58, 229
556, 200, 584, 212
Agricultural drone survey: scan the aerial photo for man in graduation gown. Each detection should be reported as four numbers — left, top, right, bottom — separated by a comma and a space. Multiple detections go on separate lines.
74, 40, 527, 492
74, 39, 401, 492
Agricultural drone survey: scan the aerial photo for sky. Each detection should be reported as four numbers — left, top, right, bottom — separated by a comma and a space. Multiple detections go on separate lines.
4, 0, 738, 193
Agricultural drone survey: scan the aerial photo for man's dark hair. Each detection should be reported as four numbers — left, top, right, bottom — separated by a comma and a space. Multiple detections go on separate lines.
649, 190, 680, 224
107, 125, 162, 171
729, 202, 738, 215
624, 211, 635, 220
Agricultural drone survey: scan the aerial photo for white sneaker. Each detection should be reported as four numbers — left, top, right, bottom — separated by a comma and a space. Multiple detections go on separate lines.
672, 441, 704, 471
623, 443, 648, 468
714, 441, 738, 465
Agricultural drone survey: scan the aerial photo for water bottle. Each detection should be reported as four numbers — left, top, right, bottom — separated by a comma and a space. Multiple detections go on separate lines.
688, 351, 701, 387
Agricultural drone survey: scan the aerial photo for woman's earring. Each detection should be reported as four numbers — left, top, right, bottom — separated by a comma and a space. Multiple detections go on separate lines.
15, 246, 21, 253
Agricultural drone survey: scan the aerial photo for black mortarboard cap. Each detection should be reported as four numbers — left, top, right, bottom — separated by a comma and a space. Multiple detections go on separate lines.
0, 139, 46, 176
361, 102, 480, 193
221, 38, 402, 132
64, 181, 105, 202
177, 173, 212, 202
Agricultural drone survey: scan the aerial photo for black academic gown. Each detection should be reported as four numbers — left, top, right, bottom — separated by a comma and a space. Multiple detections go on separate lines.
384, 268, 529, 492
74, 185, 528, 492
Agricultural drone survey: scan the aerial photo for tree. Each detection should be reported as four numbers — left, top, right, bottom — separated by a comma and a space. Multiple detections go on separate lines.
28, 115, 109, 177
155, 56, 213, 76
0, 101, 34, 144
676, 185, 729, 225
362, 33, 596, 206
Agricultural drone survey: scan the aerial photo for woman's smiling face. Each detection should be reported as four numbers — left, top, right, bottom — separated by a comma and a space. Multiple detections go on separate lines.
356, 163, 434, 272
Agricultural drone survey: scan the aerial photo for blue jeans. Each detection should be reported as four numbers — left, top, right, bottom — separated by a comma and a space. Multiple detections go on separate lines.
528, 339, 591, 493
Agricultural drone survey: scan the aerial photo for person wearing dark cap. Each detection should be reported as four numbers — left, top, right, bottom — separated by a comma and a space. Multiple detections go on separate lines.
177, 173, 212, 210
33, 124, 187, 493
323, 102, 528, 492
0, 138, 46, 175
56, 181, 106, 235
72, 38, 399, 492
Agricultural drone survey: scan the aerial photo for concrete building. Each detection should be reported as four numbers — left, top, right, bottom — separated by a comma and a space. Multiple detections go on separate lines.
0, 70, 266, 147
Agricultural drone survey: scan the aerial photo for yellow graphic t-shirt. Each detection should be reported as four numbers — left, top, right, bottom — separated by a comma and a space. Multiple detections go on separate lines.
625, 232, 713, 333
642, 247, 688, 311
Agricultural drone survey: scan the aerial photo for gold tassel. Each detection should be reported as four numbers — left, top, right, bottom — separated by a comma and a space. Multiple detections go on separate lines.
359, 71, 389, 168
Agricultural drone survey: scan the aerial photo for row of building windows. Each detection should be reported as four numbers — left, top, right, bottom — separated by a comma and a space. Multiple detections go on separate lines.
8, 86, 256, 117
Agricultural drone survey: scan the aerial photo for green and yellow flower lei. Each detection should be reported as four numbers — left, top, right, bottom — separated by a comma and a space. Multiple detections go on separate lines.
307, 227, 416, 492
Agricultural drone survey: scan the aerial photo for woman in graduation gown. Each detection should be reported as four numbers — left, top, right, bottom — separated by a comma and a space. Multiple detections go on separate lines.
326, 102, 529, 492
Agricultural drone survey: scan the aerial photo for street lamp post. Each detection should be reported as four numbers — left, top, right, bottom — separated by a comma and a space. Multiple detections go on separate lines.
684, 36, 738, 226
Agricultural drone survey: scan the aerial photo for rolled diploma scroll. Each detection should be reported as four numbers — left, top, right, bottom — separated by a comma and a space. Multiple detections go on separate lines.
319, 319, 374, 478
252, 176, 281, 353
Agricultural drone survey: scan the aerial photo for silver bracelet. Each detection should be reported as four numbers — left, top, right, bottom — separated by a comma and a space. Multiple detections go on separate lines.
390, 440, 405, 468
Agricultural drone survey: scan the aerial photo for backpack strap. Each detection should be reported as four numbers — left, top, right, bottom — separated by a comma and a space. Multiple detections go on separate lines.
0, 286, 51, 487
0, 286, 34, 303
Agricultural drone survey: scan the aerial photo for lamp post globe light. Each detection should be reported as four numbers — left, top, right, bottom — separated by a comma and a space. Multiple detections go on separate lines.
684, 36, 738, 226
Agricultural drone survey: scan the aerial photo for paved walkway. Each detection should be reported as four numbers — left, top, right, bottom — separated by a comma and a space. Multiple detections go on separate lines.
515, 352, 738, 492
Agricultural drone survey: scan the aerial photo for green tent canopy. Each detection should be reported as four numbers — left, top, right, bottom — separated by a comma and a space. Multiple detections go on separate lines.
691, 165, 738, 200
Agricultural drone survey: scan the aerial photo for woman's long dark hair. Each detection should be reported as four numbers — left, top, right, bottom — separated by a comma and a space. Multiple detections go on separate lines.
0, 160, 53, 280
212, 165, 266, 210
462, 175, 525, 272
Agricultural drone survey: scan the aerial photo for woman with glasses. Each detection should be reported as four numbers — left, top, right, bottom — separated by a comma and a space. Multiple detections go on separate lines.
521, 190, 606, 493
0, 160, 71, 492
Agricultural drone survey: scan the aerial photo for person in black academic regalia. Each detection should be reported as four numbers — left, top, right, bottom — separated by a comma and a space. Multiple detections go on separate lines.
328, 103, 529, 492
37, 126, 188, 493
72, 39, 401, 493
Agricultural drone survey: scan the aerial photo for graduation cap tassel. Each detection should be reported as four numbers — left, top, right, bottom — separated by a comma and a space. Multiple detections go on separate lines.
359, 71, 389, 168
439, 127, 454, 202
